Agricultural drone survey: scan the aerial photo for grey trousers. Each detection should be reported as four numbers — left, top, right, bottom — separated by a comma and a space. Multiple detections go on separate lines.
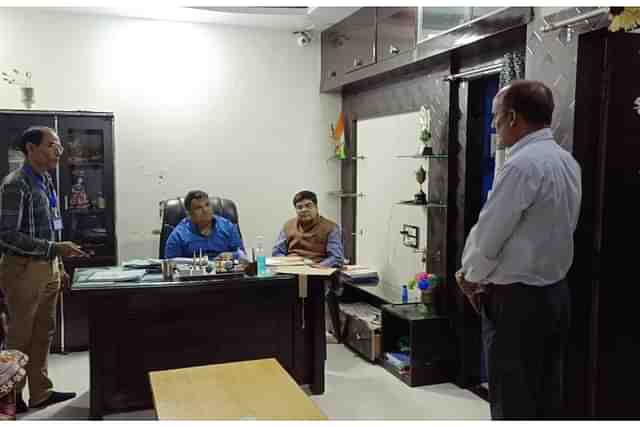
481, 279, 570, 419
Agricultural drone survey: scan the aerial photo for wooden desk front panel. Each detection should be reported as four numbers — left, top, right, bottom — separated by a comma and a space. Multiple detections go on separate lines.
88, 279, 297, 416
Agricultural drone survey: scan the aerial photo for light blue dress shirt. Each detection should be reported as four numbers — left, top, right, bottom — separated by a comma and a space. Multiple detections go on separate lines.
460, 128, 582, 286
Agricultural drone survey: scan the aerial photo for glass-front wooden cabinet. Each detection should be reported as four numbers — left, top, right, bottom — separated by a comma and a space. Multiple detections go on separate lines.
58, 115, 116, 265
417, 7, 502, 43
0, 110, 116, 353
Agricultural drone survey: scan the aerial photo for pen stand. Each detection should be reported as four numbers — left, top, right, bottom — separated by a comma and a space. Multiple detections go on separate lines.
245, 262, 258, 277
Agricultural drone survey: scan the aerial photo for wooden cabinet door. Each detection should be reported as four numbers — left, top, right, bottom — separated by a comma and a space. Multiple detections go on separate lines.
376, 7, 417, 62
322, 24, 348, 83
342, 8, 377, 74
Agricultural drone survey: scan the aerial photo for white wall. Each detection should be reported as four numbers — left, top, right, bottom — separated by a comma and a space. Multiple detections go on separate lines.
356, 112, 427, 301
0, 8, 341, 260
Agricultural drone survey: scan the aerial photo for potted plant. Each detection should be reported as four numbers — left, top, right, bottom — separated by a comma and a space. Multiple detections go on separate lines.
408, 272, 440, 312
1, 69, 34, 109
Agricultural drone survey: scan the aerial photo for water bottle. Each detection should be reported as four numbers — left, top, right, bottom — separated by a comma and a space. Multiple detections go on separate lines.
401, 285, 409, 304
256, 235, 266, 276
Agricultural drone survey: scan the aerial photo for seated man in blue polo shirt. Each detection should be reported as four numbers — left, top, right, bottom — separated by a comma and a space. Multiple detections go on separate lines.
164, 190, 246, 260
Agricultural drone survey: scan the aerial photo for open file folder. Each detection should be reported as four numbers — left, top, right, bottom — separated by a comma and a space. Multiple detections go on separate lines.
85, 269, 146, 282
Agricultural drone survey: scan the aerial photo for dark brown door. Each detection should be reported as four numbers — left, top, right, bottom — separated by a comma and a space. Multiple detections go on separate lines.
592, 31, 640, 418
376, 7, 416, 62
571, 30, 640, 418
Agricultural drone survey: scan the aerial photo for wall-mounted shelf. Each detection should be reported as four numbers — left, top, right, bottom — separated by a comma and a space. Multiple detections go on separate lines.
397, 200, 446, 207
329, 191, 365, 198
394, 154, 448, 159
329, 155, 366, 160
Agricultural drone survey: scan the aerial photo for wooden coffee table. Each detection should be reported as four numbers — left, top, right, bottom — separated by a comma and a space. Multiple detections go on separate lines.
149, 358, 328, 420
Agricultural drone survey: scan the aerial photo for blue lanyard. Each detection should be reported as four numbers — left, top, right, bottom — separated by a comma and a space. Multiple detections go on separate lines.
22, 164, 57, 210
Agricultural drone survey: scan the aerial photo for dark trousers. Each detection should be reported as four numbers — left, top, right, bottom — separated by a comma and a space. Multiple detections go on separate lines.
481, 279, 570, 419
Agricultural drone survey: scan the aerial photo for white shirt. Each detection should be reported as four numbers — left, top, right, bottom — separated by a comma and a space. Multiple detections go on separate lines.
460, 128, 582, 286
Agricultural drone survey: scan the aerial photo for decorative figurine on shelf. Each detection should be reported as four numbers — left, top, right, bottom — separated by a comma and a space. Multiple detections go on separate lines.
95, 192, 106, 209
414, 165, 427, 205
69, 176, 90, 209
418, 105, 433, 156
65, 135, 83, 163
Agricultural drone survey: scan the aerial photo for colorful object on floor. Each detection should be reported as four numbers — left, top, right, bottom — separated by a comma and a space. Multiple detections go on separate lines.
609, 7, 640, 32
0, 350, 28, 420
331, 112, 346, 160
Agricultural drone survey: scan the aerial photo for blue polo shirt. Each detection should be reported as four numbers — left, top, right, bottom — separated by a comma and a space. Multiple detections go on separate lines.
164, 214, 245, 259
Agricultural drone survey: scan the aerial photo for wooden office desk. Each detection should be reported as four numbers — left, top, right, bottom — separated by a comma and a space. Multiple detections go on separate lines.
71, 268, 327, 419
149, 358, 327, 420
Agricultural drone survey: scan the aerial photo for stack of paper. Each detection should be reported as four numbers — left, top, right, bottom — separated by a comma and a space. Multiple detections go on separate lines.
266, 256, 311, 267
341, 265, 379, 286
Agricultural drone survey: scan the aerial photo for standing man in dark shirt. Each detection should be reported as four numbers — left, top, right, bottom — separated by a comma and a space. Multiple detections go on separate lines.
0, 126, 88, 414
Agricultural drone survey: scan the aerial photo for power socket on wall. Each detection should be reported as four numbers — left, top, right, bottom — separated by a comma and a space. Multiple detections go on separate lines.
400, 224, 419, 249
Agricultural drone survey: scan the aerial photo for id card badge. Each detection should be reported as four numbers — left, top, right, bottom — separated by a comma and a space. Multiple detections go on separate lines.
52, 207, 63, 231
53, 217, 63, 231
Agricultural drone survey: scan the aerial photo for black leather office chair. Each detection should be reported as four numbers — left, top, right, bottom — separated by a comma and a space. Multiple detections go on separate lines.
158, 196, 241, 259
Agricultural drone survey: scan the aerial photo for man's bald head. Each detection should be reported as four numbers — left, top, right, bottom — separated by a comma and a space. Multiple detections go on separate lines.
497, 80, 554, 126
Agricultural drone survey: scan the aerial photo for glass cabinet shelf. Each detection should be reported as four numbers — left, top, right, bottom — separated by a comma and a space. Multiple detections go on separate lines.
68, 160, 104, 167
329, 191, 365, 198
329, 155, 366, 160
394, 154, 448, 159
68, 208, 106, 215
397, 200, 447, 207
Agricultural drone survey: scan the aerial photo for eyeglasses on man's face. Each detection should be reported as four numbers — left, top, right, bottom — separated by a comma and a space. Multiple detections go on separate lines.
48, 141, 64, 156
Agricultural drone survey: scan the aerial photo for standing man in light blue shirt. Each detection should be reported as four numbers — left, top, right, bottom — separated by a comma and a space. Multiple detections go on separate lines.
272, 190, 343, 267
456, 81, 581, 419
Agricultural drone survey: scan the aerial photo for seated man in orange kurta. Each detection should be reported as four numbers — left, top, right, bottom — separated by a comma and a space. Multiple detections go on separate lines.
272, 190, 343, 267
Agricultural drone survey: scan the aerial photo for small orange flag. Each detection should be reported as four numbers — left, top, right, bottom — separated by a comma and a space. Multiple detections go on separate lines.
333, 112, 344, 143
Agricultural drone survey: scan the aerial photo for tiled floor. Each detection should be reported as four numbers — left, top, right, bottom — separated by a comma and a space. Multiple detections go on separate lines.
18, 340, 489, 420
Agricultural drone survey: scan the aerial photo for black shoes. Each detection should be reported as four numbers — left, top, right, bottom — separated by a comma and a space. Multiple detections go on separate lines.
16, 397, 28, 414
30, 391, 77, 409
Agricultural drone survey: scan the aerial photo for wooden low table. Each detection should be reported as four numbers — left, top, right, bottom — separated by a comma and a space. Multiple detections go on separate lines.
149, 358, 328, 420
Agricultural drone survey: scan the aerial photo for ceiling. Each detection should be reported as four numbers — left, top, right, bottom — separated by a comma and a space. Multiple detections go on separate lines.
41, 6, 360, 32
